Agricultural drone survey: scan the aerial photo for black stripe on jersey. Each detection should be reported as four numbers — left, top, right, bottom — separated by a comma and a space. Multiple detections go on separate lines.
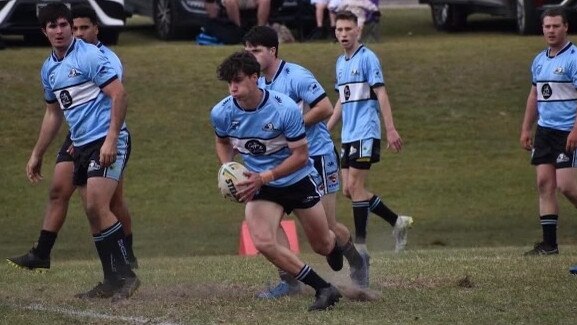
286, 132, 306, 142
547, 42, 573, 58
309, 93, 327, 109
99, 75, 118, 89
53, 80, 93, 92
537, 98, 577, 102
46, 98, 58, 104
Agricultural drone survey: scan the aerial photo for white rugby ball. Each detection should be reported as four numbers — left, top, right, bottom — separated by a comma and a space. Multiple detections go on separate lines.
218, 161, 249, 202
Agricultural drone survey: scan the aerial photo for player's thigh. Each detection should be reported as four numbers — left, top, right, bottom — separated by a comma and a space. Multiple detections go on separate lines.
293, 202, 331, 245
50, 161, 76, 199
321, 192, 337, 229
348, 167, 370, 189
245, 200, 284, 243
111, 176, 125, 209
556, 168, 577, 193
85, 177, 117, 213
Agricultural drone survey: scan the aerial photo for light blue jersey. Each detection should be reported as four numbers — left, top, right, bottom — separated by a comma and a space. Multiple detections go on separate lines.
258, 60, 334, 156
97, 41, 123, 81
335, 45, 385, 143
41, 38, 126, 146
532, 42, 577, 131
211, 89, 316, 187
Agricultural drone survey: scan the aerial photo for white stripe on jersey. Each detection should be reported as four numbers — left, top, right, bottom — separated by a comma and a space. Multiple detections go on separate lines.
54, 81, 101, 111
536, 81, 577, 101
231, 135, 288, 156
338, 82, 371, 103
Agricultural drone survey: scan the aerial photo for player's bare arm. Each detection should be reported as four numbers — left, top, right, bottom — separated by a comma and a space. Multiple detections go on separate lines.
215, 136, 235, 164
327, 99, 342, 131
237, 139, 310, 202
303, 97, 333, 126
27, 102, 64, 183
374, 86, 402, 152
520, 85, 538, 151
100, 78, 127, 167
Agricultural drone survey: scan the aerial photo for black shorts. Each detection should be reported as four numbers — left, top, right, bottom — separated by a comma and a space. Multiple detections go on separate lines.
55, 132, 73, 163
531, 126, 577, 168
253, 175, 321, 215
340, 138, 381, 170
72, 132, 131, 186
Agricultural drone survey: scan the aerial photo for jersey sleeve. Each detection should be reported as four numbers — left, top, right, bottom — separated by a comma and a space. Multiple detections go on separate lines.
84, 46, 119, 89
40, 60, 57, 103
294, 68, 327, 108
363, 52, 385, 88
210, 100, 230, 138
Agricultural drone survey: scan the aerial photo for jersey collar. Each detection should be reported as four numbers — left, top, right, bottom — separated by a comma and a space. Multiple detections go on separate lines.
266, 60, 286, 85
233, 89, 270, 112
547, 42, 572, 58
345, 44, 364, 61
51, 38, 76, 62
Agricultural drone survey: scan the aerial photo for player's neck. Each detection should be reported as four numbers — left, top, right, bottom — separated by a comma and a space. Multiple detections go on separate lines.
237, 88, 264, 111
344, 42, 361, 58
549, 41, 569, 57
264, 59, 281, 82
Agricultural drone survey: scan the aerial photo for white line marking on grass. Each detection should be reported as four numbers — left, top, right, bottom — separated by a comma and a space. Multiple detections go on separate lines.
8, 302, 182, 325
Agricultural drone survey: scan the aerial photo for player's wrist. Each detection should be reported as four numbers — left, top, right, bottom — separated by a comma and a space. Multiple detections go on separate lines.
259, 170, 275, 184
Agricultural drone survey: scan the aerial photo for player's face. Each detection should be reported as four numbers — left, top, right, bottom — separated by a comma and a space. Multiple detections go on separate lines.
73, 17, 99, 45
228, 72, 259, 100
244, 44, 275, 71
542, 15, 568, 48
335, 19, 360, 51
43, 17, 73, 52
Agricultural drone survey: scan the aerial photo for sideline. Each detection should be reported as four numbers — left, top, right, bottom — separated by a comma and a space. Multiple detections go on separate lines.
3, 301, 182, 325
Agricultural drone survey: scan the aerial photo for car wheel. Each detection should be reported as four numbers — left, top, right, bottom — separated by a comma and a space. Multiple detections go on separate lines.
516, 0, 539, 35
154, 0, 184, 40
431, 3, 466, 32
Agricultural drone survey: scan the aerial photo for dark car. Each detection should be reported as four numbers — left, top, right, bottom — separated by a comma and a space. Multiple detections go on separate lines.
0, 0, 126, 44
419, 0, 577, 34
124, 0, 316, 40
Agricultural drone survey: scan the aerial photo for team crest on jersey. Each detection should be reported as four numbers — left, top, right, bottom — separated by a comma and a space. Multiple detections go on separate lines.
68, 68, 80, 78
262, 122, 278, 132
351, 68, 359, 75
245, 140, 266, 155
541, 83, 552, 99
344, 85, 351, 101
554, 66, 565, 74
59, 90, 73, 108
274, 95, 282, 104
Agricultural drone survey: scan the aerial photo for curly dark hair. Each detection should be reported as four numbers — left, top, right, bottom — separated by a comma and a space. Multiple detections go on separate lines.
38, 2, 72, 29
217, 51, 261, 82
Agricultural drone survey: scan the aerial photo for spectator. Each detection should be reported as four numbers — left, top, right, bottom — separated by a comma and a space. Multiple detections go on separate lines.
221, 0, 271, 27
308, 0, 336, 40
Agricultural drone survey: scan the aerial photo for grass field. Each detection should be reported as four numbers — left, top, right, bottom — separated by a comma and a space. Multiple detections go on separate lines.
2, 7, 577, 324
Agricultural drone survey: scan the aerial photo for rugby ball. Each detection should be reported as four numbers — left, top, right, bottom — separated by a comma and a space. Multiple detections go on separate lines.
218, 162, 249, 202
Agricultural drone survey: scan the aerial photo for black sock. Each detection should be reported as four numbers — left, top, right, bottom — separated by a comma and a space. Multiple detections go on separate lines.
540, 214, 558, 247
125, 233, 135, 259
294, 264, 330, 292
34, 230, 57, 259
369, 195, 398, 227
340, 237, 363, 268
353, 200, 370, 244
101, 222, 135, 278
94, 233, 116, 282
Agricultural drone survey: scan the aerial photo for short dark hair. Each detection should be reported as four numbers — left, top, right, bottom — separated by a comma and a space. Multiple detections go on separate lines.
217, 51, 261, 82
38, 3, 73, 29
335, 10, 358, 24
541, 8, 568, 24
243, 26, 279, 57
72, 5, 99, 25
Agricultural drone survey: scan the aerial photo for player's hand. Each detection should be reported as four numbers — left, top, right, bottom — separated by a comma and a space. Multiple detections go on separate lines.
26, 154, 43, 183
236, 172, 263, 202
520, 130, 533, 151
386, 129, 403, 153
66, 144, 75, 156
566, 130, 577, 152
99, 137, 117, 168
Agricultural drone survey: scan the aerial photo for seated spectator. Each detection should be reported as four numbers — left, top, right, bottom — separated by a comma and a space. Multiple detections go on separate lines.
205, 0, 220, 19
308, 0, 336, 40
220, 0, 271, 27
329, 0, 379, 33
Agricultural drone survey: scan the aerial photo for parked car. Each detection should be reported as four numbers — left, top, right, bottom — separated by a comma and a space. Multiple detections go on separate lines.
418, 0, 577, 35
124, 0, 316, 40
0, 0, 126, 44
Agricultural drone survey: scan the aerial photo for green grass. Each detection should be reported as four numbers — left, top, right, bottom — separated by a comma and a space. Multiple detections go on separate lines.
2, 7, 577, 323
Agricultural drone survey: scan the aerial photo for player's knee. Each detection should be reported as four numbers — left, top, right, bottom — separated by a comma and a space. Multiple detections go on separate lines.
310, 237, 333, 255
48, 183, 73, 204
558, 183, 577, 199
253, 238, 276, 255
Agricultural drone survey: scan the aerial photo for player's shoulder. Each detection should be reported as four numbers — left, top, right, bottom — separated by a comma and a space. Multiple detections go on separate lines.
212, 96, 234, 114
